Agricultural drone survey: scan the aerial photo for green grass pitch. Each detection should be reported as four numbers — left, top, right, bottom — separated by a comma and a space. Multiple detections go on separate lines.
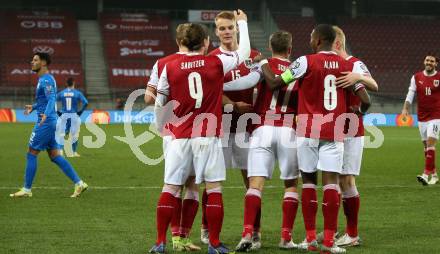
1, 123, 439, 253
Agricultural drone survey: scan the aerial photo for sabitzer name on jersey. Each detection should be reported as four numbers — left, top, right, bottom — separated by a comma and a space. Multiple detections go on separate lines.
181, 60, 205, 69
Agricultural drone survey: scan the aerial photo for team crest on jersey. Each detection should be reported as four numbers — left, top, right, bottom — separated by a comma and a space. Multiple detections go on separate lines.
45, 85, 52, 93
244, 58, 253, 68
434, 80, 439, 87
291, 60, 300, 69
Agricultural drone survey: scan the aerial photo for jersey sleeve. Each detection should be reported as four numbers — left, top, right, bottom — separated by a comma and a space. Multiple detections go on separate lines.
280, 56, 308, 84
351, 61, 369, 91
43, 78, 57, 116
156, 65, 170, 106
216, 52, 240, 75
405, 75, 417, 103
78, 91, 88, 105
352, 60, 371, 77
147, 61, 159, 88
223, 70, 262, 91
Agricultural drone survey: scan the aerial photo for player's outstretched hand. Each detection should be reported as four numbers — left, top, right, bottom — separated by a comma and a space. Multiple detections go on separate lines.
234, 9, 247, 22
234, 101, 253, 114
24, 105, 33, 115
39, 114, 47, 126
336, 71, 361, 88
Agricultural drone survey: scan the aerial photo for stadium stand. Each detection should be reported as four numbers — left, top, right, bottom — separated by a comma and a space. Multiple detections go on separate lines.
0, 10, 84, 94
99, 12, 175, 90
273, 15, 316, 59
337, 16, 440, 98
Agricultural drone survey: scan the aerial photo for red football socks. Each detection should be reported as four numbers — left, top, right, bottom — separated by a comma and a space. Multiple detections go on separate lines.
425, 147, 436, 175
242, 188, 262, 238
322, 184, 340, 248
180, 190, 199, 238
206, 188, 224, 247
156, 187, 179, 244
301, 184, 317, 242
281, 191, 299, 241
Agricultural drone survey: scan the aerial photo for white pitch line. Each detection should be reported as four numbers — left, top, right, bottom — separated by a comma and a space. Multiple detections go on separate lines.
0, 185, 429, 190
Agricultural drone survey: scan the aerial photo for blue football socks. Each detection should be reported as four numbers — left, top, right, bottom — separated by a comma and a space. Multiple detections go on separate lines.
24, 153, 38, 189
51, 155, 81, 184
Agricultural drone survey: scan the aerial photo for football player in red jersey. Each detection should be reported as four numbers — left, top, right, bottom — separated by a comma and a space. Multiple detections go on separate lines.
331, 26, 378, 248
145, 23, 201, 252
151, 10, 251, 254
402, 54, 440, 186
258, 24, 371, 254
200, 10, 262, 249
230, 31, 302, 251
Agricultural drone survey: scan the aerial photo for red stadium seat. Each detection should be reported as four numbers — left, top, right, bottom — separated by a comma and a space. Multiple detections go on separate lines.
99, 12, 175, 89
0, 10, 84, 94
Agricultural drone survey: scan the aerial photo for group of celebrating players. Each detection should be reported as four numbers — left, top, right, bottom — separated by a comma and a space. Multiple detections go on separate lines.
146, 9, 379, 254
10, 6, 440, 254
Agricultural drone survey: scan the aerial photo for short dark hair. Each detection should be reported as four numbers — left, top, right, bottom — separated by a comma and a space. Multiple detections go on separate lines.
66, 77, 75, 87
425, 54, 439, 63
180, 23, 209, 51
34, 52, 51, 65
270, 31, 292, 54
314, 24, 336, 47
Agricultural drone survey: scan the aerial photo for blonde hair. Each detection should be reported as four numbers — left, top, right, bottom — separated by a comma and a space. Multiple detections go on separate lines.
215, 11, 235, 24
333, 25, 346, 50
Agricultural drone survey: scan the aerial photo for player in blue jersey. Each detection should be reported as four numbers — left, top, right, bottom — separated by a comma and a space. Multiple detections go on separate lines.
57, 77, 88, 157
10, 52, 88, 198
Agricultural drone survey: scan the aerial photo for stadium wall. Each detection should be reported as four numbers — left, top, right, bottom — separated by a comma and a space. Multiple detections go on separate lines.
0, 108, 419, 127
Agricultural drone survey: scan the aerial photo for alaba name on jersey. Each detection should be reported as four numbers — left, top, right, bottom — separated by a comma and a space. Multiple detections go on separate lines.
344, 56, 371, 137
284, 51, 354, 142
209, 48, 260, 133
158, 54, 225, 138
412, 71, 440, 121
253, 57, 298, 132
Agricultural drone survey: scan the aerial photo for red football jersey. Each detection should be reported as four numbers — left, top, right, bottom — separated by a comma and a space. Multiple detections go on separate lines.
147, 52, 185, 88
413, 71, 440, 122
158, 54, 225, 138
253, 57, 297, 131
344, 56, 371, 137
209, 47, 260, 133
291, 51, 353, 141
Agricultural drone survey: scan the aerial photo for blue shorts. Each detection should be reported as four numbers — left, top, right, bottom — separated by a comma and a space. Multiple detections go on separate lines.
29, 120, 60, 151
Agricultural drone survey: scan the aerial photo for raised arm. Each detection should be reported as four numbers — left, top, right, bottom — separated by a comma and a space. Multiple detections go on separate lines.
217, 10, 250, 74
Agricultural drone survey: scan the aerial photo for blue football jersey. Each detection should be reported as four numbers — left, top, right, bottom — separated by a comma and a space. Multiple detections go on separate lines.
33, 73, 57, 122
57, 88, 88, 114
